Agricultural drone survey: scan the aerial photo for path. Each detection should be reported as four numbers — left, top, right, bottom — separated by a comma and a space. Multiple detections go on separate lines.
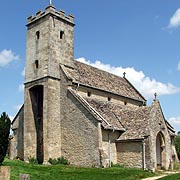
142, 171, 178, 180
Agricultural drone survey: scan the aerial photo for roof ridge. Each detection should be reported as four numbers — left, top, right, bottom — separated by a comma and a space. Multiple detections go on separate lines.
75, 60, 125, 80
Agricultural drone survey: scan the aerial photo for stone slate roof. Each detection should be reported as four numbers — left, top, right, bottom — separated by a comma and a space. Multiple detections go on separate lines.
68, 88, 151, 139
68, 88, 125, 131
84, 97, 151, 140
62, 61, 146, 103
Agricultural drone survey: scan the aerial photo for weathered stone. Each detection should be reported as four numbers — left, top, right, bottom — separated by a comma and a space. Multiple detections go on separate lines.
20, 174, 30, 180
0, 166, 10, 180
10, 3, 177, 171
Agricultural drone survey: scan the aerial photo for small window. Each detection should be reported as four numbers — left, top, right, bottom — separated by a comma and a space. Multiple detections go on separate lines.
124, 101, 127, 105
36, 31, 40, 40
35, 60, 39, 69
108, 97, 111, 101
60, 31, 64, 39
87, 91, 91, 97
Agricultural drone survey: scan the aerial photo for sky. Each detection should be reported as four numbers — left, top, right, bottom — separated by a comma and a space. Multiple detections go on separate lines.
0, 0, 180, 132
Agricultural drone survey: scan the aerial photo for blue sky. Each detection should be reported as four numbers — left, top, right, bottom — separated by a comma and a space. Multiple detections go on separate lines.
0, 0, 180, 132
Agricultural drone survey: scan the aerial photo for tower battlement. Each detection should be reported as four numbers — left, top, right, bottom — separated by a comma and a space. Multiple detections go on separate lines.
27, 4, 74, 25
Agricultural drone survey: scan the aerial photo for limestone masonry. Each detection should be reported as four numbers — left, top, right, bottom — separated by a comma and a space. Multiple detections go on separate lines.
10, 4, 178, 171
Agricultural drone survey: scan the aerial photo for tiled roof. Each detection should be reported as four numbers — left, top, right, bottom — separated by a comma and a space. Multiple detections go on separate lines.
84, 97, 151, 140
62, 61, 146, 102
68, 88, 151, 139
68, 89, 125, 131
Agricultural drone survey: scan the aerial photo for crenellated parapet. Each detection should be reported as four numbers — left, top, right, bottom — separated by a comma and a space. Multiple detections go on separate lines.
27, 4, 74, 25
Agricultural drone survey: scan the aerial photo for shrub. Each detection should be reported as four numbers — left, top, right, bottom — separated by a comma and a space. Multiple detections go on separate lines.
111, 162, 125, 168
28, 157, 38, 164
0, 112, 11, 165
174, 132, 180, 160
48, 156, 68, 165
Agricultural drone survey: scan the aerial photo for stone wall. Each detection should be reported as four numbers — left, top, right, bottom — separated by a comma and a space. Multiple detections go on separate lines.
77, 86, 142, 107
0, 166, 10, 180
101, 129, 121, 167
25, 5, 74, 83
116, 141, 143, 168
60, 70, 100, 167
11, 106, 24, 160
24, 77, 61, 163
147, 100, 173, 170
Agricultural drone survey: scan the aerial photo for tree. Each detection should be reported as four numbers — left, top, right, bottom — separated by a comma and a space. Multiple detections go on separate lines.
0, 112, 11, 164
174, 132, 180, 160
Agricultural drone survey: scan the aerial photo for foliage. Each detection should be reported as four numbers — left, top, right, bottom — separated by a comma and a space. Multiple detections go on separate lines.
174, 133, 180, 160
4, 158, 157, 180
28, 157, 38, 164
48, 156, 68, 165
0, 112, 11, 165
111, 162, 125, 168
174, 162, 180, 171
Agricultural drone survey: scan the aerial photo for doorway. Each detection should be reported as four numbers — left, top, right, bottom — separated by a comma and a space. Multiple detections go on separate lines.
156, 132, 165, 169
30, 85, 44, 164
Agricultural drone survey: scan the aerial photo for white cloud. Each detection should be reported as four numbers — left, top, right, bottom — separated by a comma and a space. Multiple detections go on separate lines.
168, 117, 180, 133
167, 8, 180, 29
21, 68, 25, 77
76, 57, 180, 99
9, 116, 15, 122
18, 83, 24, 92
0, 49, 19, 67
14, 104, 22, 111
178, 61, 180, 71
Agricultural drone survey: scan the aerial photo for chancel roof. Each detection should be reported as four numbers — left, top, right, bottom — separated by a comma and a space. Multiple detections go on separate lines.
62, 61, 146, 103
68, 88, 151, 139
85, 97, 151, 140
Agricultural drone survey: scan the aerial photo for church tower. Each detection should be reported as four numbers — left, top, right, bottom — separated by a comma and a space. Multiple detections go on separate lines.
24, 4, 75, 164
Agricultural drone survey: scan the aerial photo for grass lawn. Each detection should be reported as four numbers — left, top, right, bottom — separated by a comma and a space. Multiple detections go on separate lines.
3, 159, 158, 180
159, 173, 180, 180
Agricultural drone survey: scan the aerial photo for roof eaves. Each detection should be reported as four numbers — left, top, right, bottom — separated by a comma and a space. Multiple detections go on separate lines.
72, 81, 145, 104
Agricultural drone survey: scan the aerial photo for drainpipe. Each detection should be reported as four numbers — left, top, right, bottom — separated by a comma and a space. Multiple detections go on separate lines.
142, 139, 146, 170
108, 132, 111, 167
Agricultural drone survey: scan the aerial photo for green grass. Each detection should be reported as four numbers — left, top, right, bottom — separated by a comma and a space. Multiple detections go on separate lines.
3, 159, 157, 180
159, 173, 180, 180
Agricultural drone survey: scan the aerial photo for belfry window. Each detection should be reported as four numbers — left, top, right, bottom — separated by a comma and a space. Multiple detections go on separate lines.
35, 60, 39, 69
36, 31, 40, 40
60, 31, 64, 39
87, 91, 91, 97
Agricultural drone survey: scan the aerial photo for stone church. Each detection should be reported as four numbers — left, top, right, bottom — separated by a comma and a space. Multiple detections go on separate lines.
10, 4, 177, 171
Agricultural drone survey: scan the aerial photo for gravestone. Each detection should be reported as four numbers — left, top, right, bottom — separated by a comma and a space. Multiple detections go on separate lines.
0, 166, 10, 180
20, 174, 30, 180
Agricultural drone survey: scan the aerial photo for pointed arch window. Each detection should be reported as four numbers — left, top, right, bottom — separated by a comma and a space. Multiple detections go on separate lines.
36, 31, 40, 40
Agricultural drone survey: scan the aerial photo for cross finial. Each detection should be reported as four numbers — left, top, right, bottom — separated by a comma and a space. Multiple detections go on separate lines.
154, 92, 157, 100
50, 0, 52, 4
123, 72, 126, 78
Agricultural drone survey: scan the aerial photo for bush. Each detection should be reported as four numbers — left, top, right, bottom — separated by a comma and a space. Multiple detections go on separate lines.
0, 112, 11, 165
111, 162, 125, 168
174, 132, 180, 160
28, 157, 38, 164
48, 156, 68, 165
